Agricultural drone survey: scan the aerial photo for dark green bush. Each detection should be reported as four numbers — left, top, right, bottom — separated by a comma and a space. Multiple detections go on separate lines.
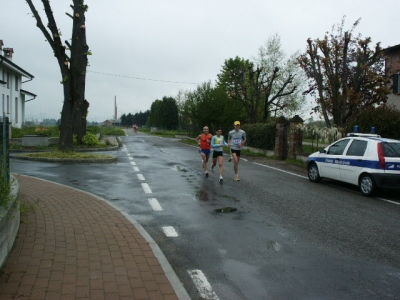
242, 122, 276, 150
345, 105, 400, 139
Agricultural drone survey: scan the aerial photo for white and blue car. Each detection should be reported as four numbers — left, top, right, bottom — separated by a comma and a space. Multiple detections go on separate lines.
307, 133, 400, 196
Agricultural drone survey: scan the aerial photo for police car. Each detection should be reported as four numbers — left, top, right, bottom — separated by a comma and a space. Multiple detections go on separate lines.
306, 133, 400, 196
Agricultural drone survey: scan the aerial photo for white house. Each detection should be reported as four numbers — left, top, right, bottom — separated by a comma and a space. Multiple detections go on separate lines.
0, 40, 36, 128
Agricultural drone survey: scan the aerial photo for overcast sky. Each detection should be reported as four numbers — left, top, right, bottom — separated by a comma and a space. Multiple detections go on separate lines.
2, 0, 399, 122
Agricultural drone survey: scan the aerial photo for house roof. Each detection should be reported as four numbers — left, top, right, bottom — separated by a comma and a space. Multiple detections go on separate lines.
384, 44, 400, 55
0, 54, 34, 79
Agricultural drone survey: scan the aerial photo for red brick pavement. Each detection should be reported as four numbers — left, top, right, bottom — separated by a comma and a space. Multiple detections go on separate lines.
0, 175, 185, 300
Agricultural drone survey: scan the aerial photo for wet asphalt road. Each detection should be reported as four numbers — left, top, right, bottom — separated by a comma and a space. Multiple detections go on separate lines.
10, 131, 400, 300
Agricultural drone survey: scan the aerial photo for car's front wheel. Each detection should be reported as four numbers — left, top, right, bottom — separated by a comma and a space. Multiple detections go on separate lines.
359, 174, 376, 196
308, 163, 321, 183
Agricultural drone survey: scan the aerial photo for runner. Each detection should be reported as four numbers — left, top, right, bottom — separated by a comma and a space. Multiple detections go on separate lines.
196, 126, 213, 177
211, 129, 228, 182
228, 121, 247, 181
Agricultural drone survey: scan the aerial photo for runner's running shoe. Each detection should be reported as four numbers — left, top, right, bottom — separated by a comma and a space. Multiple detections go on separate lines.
234, 175, 240, 181
219, 176, 223, 182
205, 171, 209, 177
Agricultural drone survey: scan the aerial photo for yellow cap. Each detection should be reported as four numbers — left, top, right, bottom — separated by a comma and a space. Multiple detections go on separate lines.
234, 121, 240, 125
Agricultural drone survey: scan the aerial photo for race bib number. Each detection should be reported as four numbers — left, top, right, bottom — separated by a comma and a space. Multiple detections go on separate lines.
232, 138, 242, 145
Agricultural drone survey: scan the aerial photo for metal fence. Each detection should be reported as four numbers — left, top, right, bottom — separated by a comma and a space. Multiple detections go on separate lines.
0, 115, 10, 185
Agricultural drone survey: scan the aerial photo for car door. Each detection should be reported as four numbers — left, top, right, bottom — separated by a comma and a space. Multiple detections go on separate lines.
340, 139, 368, 184
318, 139, 351, 180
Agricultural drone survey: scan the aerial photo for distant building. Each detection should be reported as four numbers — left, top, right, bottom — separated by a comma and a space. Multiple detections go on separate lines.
102, 119, 113, 127
385, 44, 400, 110
0, 40, 36, 128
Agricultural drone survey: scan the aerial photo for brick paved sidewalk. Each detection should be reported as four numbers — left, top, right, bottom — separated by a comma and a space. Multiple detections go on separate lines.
0, 175, 188, 300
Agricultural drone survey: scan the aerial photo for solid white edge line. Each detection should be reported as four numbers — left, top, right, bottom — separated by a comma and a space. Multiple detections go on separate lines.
162, 226, 178, 237
376, 198, 400, 205
253, 162, 308, 179
141, 183, 152, 194
187, 269, 219, 300
252, 164, 400, 205
148, 198, 163, 211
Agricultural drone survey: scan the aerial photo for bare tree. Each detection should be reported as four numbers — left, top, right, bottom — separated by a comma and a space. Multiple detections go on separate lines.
254, 34, 306, 121
26, 0, 90, 150
298, 17, 390, 128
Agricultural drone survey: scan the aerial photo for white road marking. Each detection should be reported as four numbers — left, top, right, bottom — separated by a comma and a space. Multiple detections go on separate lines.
241, 158, 248, 161
377, 198, 400, 205
148, 198, 163, 211
253, 162, 308, 179
127, 153, 131, 156
162, 226, 178, 237
130, 161, 136, 166
129, 157, 133, 160
133, 167, 140, 172
137, 174, 145, 181
187, 269, 219, 300
254, 163, 400, 205
141, 183, 152, 194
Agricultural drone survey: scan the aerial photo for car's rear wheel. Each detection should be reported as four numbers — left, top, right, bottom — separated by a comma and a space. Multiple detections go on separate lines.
308, 163, 321, 183
359, 174, 376, 196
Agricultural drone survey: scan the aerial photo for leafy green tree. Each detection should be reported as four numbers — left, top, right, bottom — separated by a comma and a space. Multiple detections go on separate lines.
217, 57, 263, 123
161, 97, 179, 130
148, 98, 178, 129
298, 17, 391, 128
178, 81, 246, 134
148, 100, 163, 127
26, 0, 91, 150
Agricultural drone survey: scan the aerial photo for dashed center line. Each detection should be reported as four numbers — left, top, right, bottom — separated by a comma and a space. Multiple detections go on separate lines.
130, 161, 136, 166
137, 174, 145, 181
148, 198, 163, 211
133, 167, 140, 172
188, 269, 219, 300
162, 226, 178, 237
141, 183, 152, 194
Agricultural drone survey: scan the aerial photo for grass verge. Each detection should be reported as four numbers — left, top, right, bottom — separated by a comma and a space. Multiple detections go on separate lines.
18, 151, 114, 159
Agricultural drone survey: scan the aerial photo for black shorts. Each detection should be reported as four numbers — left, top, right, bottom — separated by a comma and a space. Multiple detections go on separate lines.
212, 151, 223, 159
231, 149, 241, 157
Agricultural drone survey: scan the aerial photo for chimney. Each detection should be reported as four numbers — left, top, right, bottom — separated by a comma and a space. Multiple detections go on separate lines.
3, 47, 14, 60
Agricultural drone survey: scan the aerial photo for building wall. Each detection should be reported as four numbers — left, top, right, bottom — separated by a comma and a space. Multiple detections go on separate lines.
387, 93, 400, 109
385, 47, 400, 110
0, 65, 24, 128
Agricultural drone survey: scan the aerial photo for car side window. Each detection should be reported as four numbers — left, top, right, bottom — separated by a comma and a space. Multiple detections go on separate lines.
327, 139, 350, 155
346, 140, 367, 156
382, 143, 400, 158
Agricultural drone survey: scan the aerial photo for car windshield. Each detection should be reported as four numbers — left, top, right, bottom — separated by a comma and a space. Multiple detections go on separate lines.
381, 142, 400, 158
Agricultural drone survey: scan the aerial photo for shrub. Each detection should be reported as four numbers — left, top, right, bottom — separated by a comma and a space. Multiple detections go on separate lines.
0, 168, 10, 207
242, 122, 276, 150
82, 133, 99, 146
345, 105, 400, 139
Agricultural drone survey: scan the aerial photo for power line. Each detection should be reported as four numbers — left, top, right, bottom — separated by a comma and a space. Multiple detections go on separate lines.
87, 70, 200, 85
